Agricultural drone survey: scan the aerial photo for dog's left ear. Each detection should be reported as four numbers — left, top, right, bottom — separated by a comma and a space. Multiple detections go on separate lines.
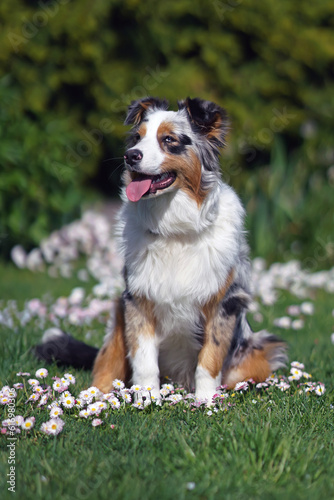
178, 97, 228, 148
125, 97, 169, 126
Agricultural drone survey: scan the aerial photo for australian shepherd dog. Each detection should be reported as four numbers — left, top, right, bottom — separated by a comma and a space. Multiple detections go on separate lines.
36, 97, 287, 404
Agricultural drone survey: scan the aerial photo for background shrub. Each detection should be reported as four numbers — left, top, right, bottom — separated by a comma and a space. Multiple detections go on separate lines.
0, 0, 333, 266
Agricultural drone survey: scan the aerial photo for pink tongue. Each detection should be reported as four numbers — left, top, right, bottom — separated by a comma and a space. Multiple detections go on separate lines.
126, 178, 152, 202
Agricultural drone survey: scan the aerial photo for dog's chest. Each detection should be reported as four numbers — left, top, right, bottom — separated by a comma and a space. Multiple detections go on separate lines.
126, 233, 229, 309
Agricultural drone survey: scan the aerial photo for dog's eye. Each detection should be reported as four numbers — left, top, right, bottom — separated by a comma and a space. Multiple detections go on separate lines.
133, 133, 141, 144
164, 136, 176, 144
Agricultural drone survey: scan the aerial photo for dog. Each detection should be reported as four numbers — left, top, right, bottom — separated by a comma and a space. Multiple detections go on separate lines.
36, 97, 287, 404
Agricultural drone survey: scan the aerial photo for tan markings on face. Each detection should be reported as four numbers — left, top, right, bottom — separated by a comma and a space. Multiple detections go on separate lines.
124, 295, 156, 358
92, 298, 130, 392
198, 270, 235, 379
138, 123, 147, 139
161, 150, 207, 206
157, 121, 177, 149
206, 113, 225, 142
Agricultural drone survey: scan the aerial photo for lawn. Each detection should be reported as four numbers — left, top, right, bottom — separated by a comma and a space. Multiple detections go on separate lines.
0, 210, 333, 500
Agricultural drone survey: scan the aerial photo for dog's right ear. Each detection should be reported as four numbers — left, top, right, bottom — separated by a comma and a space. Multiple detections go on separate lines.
125, 97, 169, 126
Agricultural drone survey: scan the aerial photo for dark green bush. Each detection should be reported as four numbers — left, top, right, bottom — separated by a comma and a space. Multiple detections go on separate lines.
0, 76, 94, 257
0, 0, 333, 265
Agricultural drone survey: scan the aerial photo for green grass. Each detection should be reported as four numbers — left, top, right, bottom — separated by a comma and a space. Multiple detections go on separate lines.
0, 264, 333, 500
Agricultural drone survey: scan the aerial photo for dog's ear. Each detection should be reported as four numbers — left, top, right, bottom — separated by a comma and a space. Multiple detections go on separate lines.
178, 97, 228, 148
125, 97, 169, 126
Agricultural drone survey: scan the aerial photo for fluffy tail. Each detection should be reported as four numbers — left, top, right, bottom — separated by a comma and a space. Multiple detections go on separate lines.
223, 330, 288, 389
34, 328, 98, 370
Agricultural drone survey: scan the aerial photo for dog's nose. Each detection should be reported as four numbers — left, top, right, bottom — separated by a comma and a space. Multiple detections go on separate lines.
124, 149, 143, 168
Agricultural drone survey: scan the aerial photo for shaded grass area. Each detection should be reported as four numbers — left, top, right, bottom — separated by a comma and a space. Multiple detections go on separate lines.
0, 265, 333, 500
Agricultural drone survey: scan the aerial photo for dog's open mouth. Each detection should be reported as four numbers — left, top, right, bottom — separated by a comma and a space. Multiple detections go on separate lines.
126, 172, 177, 202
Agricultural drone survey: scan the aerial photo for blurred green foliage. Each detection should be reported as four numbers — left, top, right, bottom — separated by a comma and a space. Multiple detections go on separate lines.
0, 0, 333, 266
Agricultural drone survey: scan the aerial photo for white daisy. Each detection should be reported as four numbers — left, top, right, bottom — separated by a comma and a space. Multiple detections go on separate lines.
87, 403, 101, 415
50, 407, 64, 418
43, 418, 64, 435
64, 373, 76, 384
61, 396, 75, 409
79, 409, 91, 418
86, 386, 102, 398
35, 368, 48, 379
112, 379, 125, 390
28, 378, 39, 386
109, 398, 120, 410
315, 384, 325, 396
92, 419, 103, 427
22, 417, 35, 430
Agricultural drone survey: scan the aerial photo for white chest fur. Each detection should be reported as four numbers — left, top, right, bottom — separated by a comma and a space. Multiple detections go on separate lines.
117, 182, 245, 317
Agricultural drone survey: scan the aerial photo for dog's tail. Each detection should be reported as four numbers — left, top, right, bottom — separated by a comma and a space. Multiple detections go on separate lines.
34, 328, 98, 370
223, 330, 288, 389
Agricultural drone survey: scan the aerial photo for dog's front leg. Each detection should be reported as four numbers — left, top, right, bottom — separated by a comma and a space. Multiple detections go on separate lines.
195, 294, 236, 405
123, 293, 160, 402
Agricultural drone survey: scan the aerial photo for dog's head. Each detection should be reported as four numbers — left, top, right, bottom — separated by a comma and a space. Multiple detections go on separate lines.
123, 97, 228, 204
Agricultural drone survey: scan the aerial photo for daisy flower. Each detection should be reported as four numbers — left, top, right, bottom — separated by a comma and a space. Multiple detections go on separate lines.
120, 392, 132, 404
167, 394, 183, 403
144, 384, 154, 392
78, 390, 94, 403
42, 418, 64, 435
277, 381, 290, 391
61, 396, 75, 409
102, 393, 115, 401
14, 416, 24, 427
0, 396, 11, 405
290, 367, 303, 380
112, 379, 125, 390
291, 361, 305, 370
0, 386, 11, 396
86, 386, 102, 399
160, 388, 170, 397
109, 398, 120, 410
300, 302, 314, 315
130, 384, 142, 394
16, 372, 30, 377
48, 401, 61, 409
266, 375, 278, 384
59, 378, 70, 389
61, 390, 72, 399
132, 400, 144, 409
87, 403, 101, 415
50, 407, 64, 418
79, 409, 91, 418
234, 381, 249, 391
27, 393, 40, 402
13, 383, 24, 390
22, 417, 35, 431
75, 398, 85, 408
64, 373, 76, 385
256, 382, 268, 389
53, 379, 66, 393
28, 378, 39, 386
291, 319, 304, 330
35, 368, 48, 379
315, 384, 325, 396
33, 386, 44, 394
161, 383, 174, 392
97, 402, 107, 411
150, 394, 161, 405
92, 419, 103, 427
302, 372, 312, 379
